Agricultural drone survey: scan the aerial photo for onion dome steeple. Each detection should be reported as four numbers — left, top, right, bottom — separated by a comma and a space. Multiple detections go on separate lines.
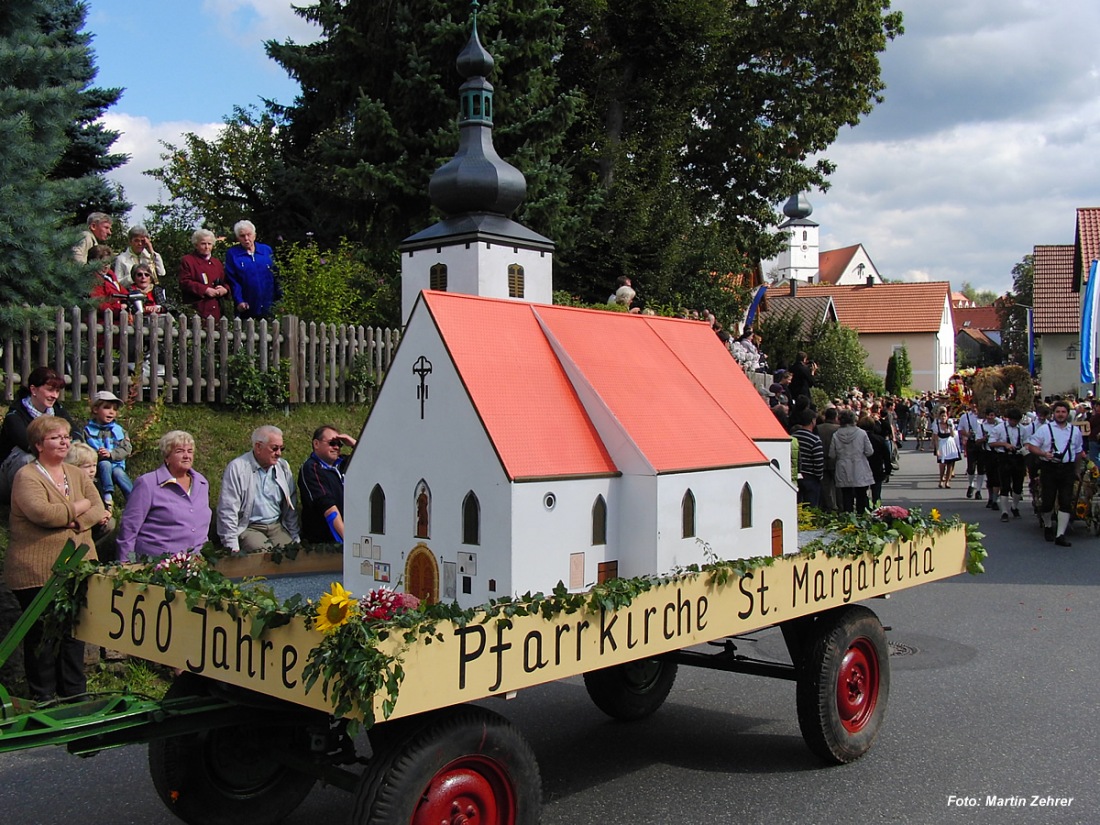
429, 1, 527, 217
782, 192, 814, 220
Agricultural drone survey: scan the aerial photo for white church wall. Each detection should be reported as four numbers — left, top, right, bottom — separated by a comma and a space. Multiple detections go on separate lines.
508, 476, 618, 597
342, 309, 514, 604
401, 242, 553, 323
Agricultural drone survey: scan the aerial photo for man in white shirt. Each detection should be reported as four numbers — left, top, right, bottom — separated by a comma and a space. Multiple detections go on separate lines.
958, 403, 986, 499
987, 408, 1027, 522
1026, 401, 1086, 546
217, 425, 301, 553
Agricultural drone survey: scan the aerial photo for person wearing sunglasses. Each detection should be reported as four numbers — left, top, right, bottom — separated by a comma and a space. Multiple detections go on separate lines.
297, 424, 358, 543
126, 264, 165, 315
216, 425, 300, 553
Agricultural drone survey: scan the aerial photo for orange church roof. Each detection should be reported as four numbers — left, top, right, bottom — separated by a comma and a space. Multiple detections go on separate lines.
422, 293, 783, 480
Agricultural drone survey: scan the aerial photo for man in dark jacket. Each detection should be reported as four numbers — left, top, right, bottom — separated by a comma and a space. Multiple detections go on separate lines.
789, 351, 817, 404
297, 424, 358, 543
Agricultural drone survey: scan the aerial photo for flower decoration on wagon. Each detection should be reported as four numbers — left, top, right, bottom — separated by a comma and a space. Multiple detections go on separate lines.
303, 583, 429, 724
801, 504, 986, 575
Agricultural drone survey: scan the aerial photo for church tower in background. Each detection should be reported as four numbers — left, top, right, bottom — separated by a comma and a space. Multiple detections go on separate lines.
774, 192, 820, 283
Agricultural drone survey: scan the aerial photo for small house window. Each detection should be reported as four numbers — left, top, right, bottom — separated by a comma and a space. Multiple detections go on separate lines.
592, 495, 607, 545
508, 264, 525, 298
741, 483, 753, 529
462, 491, 480, 545
369, 484, 385, 534
429, 263, 448, 291
681, 490, 696, 538
414, 480, 431, 539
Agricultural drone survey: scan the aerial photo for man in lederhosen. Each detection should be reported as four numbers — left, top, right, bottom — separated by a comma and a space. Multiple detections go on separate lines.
1026, 400, 1086, 546
958, 403, 986, 500
988, 408, 1027, 523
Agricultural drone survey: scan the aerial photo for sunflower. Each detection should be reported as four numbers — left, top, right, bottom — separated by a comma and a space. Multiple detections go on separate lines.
1076, 502, 1089, 518
315, 582, 357, 632
1091, 466, 1099, 479
930, 508, 941, 522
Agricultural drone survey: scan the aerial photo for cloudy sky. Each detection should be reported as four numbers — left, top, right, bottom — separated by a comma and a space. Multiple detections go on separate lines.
89, 0, 1100, 297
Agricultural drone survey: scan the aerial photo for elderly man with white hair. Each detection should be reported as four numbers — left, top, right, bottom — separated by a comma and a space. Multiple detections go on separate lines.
224, 219, 280, 320
217, 425, 300, 553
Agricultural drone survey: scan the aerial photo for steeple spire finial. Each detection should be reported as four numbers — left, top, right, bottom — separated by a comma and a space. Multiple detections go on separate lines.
428, 2, 526, 217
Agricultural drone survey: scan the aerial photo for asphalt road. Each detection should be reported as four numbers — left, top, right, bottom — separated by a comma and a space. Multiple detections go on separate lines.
1, 441, 1097, 824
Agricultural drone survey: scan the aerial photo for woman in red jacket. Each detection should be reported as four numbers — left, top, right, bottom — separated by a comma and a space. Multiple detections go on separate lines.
178, 229, 230, 319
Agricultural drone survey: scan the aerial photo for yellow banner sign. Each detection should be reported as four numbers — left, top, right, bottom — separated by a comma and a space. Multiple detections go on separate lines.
76, 527, 967, 720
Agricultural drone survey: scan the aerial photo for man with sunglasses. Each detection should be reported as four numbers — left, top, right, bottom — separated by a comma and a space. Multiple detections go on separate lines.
298, 425, 358, 543
216, 425, 300, 553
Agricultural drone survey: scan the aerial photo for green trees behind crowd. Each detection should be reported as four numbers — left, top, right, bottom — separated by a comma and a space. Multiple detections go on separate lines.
0, 0, 128, 334
148, 0, 904, 329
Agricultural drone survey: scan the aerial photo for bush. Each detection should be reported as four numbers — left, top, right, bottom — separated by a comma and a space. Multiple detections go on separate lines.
345, 352, 377, 400
276, 238, 399, 327
224, 352, 290, 413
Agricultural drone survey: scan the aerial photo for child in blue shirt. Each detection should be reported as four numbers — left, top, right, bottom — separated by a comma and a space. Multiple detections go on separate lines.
83, 391, 133, 509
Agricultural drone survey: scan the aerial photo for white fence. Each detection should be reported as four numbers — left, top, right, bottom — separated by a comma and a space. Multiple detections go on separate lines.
1, 308, 400, 405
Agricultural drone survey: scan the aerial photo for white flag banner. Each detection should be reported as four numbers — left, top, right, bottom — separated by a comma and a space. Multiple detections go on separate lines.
1082, 259, 1099, 385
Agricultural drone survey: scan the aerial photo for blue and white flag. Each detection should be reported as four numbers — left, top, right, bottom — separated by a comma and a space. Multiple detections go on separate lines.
1082, 259, 1099, 384
743, 284, 768, 329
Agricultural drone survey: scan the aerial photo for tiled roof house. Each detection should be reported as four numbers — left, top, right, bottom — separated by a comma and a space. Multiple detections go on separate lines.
1033, 242, 1082, 396
786, 282, 955, 391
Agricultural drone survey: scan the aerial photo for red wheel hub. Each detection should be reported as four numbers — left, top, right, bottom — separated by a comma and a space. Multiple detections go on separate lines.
835, 638, 880, 733
413, 756, 517, 825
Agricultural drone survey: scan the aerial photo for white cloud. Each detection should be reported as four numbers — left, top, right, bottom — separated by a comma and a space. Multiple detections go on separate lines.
201, 0, 319, 46
810, 60, 1100, 296
102, 113, 222, 222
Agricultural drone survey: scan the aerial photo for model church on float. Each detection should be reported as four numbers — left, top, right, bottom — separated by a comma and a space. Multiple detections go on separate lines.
342, 10, 797, 608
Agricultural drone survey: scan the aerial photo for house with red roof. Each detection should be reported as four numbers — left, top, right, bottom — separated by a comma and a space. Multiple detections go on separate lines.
953, 304, 1003, 366
789, 282, 955, 392
1026, 206, 1100, 397
344, 291, 796, 606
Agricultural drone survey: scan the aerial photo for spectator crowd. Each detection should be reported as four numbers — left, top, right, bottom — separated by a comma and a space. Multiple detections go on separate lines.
0, 366, 355, 702
76, 213, 281, 325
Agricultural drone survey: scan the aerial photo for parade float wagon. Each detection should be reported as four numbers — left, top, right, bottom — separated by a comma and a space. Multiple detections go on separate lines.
0, 519, 980, 825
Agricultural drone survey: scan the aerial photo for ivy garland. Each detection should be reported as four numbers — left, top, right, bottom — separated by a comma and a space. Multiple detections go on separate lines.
48, 507, 985, 728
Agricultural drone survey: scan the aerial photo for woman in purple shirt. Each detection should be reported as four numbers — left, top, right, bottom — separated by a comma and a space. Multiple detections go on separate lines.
117, 431, 211, 562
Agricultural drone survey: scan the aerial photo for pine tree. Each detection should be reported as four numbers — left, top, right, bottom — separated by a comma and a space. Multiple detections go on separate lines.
0, 0, 126, 334
266, 0, 578, 272
39, 0, 128, 223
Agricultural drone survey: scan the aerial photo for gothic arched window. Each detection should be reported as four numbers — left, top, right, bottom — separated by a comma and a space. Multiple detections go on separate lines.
369, 484, 385, 534
682, 490, 696, 538
462, 491, 480, 545
414, 480, 431, 539
592, 495, 607, 545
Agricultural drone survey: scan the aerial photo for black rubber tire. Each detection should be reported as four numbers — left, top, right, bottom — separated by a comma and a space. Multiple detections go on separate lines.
582, 657, 678, 721
352, 706, 541, 825
147, 675, 316, 825
795, 605, 890, 764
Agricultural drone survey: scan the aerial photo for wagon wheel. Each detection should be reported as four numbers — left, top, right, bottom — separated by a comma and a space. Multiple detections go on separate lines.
582, 657, 678, 721
353, 706, 541, 825
148, 674, 317, 825
795, 606, 890, 764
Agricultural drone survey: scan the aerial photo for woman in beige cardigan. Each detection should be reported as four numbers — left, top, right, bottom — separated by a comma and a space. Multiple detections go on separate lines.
8, 415, 106, 702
